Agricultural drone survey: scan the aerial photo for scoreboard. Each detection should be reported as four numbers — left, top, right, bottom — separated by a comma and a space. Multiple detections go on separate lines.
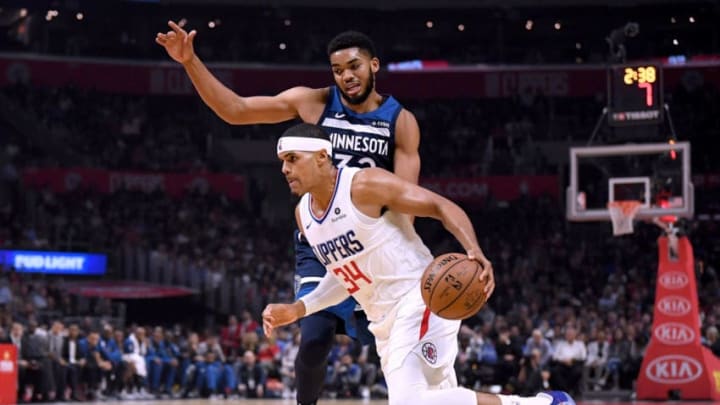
607, 63, 664, 126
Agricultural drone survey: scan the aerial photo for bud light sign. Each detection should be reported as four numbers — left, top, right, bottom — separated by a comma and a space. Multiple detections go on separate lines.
0, 250, 107, 275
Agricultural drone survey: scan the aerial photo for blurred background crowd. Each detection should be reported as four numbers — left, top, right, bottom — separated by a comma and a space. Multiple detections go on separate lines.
1, 0, 720, 402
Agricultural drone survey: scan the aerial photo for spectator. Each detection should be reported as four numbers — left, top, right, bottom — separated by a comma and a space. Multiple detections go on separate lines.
704, 326, 720, 357
220, 315, 242, 357
583, 329, 609, 391
79, 331, 113, 400
47, 321, 67, 400
61, 323, 84, 401
550, 325, 586, 395
517, 348, 551, 396
523, 328, 553, 367
236, 350, 266, 399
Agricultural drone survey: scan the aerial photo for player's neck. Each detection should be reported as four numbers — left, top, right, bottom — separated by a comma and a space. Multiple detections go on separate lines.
341, 91, 383, 114
309, 167, 339, 212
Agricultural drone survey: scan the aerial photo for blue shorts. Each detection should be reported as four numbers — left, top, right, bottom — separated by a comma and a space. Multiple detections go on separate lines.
294, 230, 371, 343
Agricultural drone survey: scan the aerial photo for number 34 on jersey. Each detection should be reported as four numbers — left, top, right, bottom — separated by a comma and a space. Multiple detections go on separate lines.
333, 260, 372, 294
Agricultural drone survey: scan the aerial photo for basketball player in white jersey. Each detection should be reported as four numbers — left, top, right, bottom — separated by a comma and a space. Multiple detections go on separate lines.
263, 123, 576, 405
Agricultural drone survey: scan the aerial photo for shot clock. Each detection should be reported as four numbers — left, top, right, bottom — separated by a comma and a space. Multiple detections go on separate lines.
607, 63, 663, 126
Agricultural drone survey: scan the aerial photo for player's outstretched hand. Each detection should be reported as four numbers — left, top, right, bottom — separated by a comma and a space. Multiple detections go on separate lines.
155, 20, 197, 65
467, 248, 495, 298
262, 302, 303, 337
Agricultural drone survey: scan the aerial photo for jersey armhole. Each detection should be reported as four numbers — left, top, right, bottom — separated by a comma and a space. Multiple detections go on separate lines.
347, 168, 383, 227
315, 86, 336, 125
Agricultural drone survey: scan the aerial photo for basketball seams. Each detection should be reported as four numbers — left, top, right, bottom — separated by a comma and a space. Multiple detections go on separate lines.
427, 256, 466, 308
436, 260, 481, 317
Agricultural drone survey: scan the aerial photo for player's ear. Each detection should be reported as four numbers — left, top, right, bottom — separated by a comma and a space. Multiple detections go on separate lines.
370, 57, 380, 74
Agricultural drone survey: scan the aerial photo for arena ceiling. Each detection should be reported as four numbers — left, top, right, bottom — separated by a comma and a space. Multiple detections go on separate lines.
159, 0, 700, 8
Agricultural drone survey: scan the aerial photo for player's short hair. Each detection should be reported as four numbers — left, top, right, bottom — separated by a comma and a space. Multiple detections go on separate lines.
281, 123, 329, 141
327, 31, 377, 58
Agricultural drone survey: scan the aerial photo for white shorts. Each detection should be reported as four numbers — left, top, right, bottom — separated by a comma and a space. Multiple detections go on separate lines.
122, 353, 147, 377
369, 284, 461, 374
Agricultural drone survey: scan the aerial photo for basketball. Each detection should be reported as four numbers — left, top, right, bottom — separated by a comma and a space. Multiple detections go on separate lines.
421, 253, 488, 320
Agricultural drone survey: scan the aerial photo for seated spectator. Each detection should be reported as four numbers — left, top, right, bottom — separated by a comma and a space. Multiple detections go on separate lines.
122, 326, 150, 398
79, 330, 113, 400
47, 321, 68, 400
60, 323, 84, 401
550, 325, 586, 396
329, 353, 362, 399
704, 326, 720, 357
517, 348, 551, 396
236, 350, 266, 398
523, 328, 553, 368
584, 329, 609, 391
220, 315, 242, 357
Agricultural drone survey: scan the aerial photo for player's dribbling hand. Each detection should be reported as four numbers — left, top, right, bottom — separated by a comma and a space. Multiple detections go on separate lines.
155, 20, 197, 65
467, 248, 495, 298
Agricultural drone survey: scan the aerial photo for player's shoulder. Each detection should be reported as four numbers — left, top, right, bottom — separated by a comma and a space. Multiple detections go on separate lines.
282, 86, 330, 103
351, 167, 393, 190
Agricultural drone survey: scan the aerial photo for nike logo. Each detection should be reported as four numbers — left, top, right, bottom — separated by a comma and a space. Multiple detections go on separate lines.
305, 222, 312, 230
334, 112, 346, 119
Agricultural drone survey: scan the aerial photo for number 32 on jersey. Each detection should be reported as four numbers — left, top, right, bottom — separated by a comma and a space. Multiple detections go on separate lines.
332, 260, 372, 294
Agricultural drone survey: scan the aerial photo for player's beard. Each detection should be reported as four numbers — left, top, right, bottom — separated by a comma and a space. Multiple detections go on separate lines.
340, 70, 375, 105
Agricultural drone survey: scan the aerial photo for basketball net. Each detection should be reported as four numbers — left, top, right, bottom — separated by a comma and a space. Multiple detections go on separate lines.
607, 200, 642, 236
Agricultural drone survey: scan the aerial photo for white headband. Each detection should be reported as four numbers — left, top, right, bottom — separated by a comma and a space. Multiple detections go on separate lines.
277, 136, 333, 157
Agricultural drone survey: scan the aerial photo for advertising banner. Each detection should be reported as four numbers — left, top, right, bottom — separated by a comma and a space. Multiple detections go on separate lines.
0, 344, 17, 405
636, 236, 720, 400
22, 168, 246, 201
0, 250, 107, 275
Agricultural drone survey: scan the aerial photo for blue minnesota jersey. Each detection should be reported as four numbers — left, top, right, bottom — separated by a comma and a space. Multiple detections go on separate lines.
317, 86, 402, 171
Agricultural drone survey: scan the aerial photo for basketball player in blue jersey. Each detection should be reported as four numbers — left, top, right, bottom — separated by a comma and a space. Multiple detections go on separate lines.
157, 23, 419, 405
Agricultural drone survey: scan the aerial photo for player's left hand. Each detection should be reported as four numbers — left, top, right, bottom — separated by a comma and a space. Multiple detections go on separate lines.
262, 302, 303, 337
467, 248, 495, 298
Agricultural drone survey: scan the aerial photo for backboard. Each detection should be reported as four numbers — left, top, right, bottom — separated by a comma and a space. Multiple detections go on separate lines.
566, 142, 693, 222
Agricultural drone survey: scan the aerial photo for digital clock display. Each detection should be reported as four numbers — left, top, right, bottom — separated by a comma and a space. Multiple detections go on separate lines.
608, 64, 663, 126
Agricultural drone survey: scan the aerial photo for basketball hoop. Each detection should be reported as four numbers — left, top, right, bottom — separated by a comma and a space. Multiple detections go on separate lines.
607, 200, 642, 235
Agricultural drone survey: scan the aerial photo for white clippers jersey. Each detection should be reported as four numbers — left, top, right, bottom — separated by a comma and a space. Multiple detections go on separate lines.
298, 167, 434, 325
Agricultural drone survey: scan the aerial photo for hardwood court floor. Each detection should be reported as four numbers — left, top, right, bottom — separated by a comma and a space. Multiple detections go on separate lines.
79, 399, 720, 405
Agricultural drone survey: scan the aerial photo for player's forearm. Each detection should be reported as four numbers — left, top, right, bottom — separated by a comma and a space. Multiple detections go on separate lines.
183, 55, 243, 124
298, 273, 350, 315
437, 199, 481, 253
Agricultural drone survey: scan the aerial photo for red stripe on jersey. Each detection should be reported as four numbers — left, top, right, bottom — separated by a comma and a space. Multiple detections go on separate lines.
419, 307, 431, 340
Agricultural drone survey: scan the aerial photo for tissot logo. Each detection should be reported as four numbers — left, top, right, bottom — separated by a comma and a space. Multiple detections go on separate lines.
645, 355, 702, 384
653, 322, 695, 345
659, 272, 689, 290
657, 296, 692, 316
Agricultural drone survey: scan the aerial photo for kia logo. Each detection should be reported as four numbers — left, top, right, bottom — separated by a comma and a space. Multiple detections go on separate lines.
657, 296, 692, 316
646, 355, 702, 384
653, 322, 696, 345
659, 272, 689, 290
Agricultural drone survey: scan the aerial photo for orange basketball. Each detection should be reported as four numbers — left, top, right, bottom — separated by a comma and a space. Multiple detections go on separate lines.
420, 253, 488, 320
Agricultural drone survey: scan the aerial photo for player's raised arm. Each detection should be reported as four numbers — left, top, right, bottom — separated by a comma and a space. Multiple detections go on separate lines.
392, 109, 421, 184
352, 168, 494, 296
156, 21, 325, 125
